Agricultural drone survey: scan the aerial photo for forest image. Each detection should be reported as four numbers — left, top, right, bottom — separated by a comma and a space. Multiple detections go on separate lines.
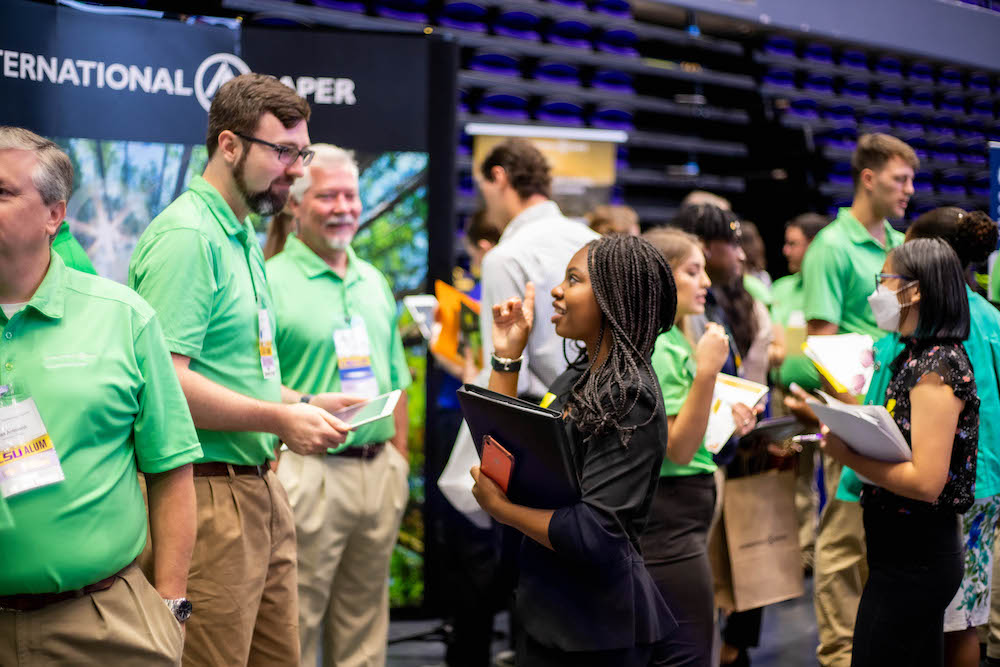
55, 137, 431, 608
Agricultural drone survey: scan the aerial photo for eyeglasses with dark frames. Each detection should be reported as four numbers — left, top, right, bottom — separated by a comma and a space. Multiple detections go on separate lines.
233, 132, 314, 166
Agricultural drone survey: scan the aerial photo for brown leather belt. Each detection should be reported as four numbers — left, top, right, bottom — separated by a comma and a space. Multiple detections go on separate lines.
0, 562, 131, 613
329, 442, 384, 460
192, 462, 268, 477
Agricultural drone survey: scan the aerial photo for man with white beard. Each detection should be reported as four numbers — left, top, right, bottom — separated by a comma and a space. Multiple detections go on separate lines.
266, 144, 412, 667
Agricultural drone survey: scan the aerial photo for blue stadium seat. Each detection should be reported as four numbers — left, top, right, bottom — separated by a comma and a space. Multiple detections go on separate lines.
591, 0, 631, 18
373, 0, 428, 22
537, 101, 586, 125
438, 1, 488, 32
494, 11, 542, 40
823, 105, 858, 127
908, 62, 935, 85
874, 56, 903, 78
763, 68, 796, 89
548, 20, 594, 49
762, 36, 796, 58
592, 69, 634, 93
532, 61, 580, 86
596, 28, 639, 57
839, 49, 869, 71
939, 67, 963, 88
466, 50, 521, 76
479, 92, 530, 119
803, 43, 834, 64
591, 107, 634, 130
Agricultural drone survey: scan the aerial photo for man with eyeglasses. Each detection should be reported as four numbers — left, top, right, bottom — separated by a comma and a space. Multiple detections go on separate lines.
129, 73, 358, 667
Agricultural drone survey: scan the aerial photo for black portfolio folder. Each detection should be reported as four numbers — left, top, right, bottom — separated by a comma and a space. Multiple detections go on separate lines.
457, 384, 579, 509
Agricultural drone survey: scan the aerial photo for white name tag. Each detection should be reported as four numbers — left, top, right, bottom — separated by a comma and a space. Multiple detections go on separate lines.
258, 308, 277, 379
0, 399, 65, 499
333, 315, 379, 399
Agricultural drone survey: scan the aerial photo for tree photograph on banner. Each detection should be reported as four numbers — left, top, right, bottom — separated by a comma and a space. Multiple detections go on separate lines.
54, 136, 431, 608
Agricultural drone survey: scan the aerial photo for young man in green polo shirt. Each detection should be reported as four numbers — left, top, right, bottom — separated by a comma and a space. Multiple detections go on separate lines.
267, 144, 412, 667
129, 75, 357, 666
801, 133, 917, 667
0, 128, 201, 664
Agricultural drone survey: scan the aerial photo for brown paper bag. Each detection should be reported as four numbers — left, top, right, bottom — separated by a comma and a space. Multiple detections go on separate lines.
714, 469, 804, 612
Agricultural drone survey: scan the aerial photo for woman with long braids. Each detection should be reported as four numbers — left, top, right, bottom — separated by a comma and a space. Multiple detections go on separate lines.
470, 234, 679, 665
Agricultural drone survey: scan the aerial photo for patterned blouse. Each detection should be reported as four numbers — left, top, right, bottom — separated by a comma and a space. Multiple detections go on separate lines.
861, 340, 979, 514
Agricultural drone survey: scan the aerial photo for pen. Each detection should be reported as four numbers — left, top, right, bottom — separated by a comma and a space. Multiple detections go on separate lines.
791, 433, 823, 444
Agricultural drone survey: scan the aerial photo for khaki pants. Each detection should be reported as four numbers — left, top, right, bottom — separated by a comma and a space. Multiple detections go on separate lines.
0, 562, 183, 666
278, 445, 409, 667
813, 455, 868, 667
140, 468, 299, 667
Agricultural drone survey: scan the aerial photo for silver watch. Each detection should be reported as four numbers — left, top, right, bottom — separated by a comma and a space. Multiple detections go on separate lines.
164, 597, 193, 623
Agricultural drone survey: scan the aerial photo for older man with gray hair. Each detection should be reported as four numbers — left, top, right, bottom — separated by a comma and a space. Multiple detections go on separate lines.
267, 143, 412, 667
0, 127, 201, 664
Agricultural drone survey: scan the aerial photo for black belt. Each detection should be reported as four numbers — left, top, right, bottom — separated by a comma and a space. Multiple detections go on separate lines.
192, 462, 267, 477
328, 442, 384, 460
0, 561, 132, 612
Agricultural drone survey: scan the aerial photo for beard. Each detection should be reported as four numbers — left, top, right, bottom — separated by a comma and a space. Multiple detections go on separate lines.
233, 154, 291, 216
321, 215, 357, 251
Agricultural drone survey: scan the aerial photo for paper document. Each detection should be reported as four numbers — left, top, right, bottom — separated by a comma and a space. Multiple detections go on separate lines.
802, 334, 875, 396
807, 391, 910, 483
704, 374, 769, 454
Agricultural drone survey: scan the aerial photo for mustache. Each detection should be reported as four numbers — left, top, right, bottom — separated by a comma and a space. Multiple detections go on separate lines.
323, 215, 357, 226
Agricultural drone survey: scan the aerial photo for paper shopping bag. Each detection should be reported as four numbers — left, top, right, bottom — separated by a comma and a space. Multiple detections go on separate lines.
718, 470, 804, 611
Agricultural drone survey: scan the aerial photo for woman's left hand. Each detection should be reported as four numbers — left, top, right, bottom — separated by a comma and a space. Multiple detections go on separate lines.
731, 402, 763, 438
470, 465, 510, 518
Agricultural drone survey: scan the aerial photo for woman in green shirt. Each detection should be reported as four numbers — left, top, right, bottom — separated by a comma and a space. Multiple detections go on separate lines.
641, 228, 759, 666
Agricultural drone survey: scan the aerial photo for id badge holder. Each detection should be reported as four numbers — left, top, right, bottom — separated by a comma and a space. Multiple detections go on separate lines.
333, 315, 379, 398
258, 307, 277, 379
0, 390, 65, 499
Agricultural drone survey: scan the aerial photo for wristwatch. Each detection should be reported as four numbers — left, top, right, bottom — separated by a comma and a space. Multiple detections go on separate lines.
164, 598, 193, 623
299, 394, 314, 404
491, 353, 523, 373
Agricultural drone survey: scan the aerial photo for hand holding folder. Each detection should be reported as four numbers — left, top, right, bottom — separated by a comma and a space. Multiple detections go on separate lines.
457, 384, 578, 509
807, 391, 910, 483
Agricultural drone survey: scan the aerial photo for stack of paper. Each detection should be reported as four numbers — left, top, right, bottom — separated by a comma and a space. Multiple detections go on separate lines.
807, 391, 910, 483
802, 333, 875, 396
704, 374, 770, 454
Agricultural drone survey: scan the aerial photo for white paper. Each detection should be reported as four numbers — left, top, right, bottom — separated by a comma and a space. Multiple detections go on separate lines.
703, 374, 770, 454
438, 421, 491, 529
803, 333, 876, 396
808, 391, 911, 481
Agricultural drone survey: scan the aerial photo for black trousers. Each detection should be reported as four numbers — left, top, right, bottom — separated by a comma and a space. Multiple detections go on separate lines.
641, 473, 717, 667
516, 632, 658, 667
850, 505, 963, 667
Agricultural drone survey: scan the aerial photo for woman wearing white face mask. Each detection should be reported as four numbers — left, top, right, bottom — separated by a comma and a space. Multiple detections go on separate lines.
822, 238, 979, 667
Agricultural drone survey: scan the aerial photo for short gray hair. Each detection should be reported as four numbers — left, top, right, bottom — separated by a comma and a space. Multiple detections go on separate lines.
0, 126, 73, 205
289, 143, 359, 202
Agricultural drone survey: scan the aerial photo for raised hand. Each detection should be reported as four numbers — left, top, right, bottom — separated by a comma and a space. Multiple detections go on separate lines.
492, 282, 535, 359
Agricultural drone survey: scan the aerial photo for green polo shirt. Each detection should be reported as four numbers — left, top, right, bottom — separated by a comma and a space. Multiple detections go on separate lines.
0, 497, 11, 530
837, 287, 1000, 502
651, 326, 717, 477
0, 253, 202, 594
52, 222, 97, 275
267, 236, 411, 450
129, 175, 282, 466
802, 208, 904, 338
770, 273, 822, 391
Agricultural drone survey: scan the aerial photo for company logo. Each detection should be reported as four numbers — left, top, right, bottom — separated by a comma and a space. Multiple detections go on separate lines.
194, 53, 252, 112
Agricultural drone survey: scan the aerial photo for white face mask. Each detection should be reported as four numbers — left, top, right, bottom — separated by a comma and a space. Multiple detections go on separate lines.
867, 281, 917, 332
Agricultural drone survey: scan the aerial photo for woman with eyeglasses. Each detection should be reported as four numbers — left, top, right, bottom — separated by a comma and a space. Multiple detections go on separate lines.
821, 238, 980, 667
834, 208, 1000, 667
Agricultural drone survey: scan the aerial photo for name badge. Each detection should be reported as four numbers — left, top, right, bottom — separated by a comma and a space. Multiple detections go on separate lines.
333, 315, 379, 398
0, 399, 65, 499
258, 309, 277, 379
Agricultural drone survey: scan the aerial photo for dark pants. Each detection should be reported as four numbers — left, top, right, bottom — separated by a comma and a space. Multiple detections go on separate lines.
850, 505, 963, 667
517, 631, 657, 667
641, 474, 717, 667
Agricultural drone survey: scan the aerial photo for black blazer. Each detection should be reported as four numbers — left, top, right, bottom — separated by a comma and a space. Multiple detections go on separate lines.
516, 365, 676, 652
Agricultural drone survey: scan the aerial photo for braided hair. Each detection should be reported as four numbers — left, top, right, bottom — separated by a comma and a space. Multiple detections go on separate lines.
563, 235, 677, 446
